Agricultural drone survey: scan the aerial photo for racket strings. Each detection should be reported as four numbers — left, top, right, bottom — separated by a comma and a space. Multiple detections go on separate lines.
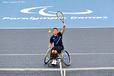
56, 11, 64, 20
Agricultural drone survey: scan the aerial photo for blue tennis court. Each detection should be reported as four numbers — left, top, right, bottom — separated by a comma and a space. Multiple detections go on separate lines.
0, 28, 114, 76
0, 0, 114, 76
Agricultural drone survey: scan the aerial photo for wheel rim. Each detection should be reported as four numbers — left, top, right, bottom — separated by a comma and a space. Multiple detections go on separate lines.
62, 50, 70, 65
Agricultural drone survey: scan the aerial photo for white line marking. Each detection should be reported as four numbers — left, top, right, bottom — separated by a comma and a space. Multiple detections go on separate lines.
59, 58, 63, 76
0, 54, 45, 56
0, 67, 114, 71
64, 69, 66, 76
0, 53, 114, 56
0, 27, 114, 29
70, 53, 114, 55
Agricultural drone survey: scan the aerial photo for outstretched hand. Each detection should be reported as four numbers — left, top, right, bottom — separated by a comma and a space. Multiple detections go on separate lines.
64, 24, 66, 27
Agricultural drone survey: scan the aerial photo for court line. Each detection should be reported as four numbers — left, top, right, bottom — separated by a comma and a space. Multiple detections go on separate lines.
0, 27, 114, 29
0, 67, 114, 71
64, 69, 66, 76
0, 53, 114, 56
70, 53, 114, 55
0, 54, 45, 56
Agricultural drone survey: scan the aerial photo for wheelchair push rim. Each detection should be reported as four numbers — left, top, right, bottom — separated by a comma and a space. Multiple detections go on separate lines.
61, 50, 71, 66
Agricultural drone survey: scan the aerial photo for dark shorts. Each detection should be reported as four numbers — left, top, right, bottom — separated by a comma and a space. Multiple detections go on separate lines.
51, 46, 64, 53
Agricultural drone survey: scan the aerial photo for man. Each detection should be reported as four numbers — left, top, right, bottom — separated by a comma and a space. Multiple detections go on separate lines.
46, 24, 66, 58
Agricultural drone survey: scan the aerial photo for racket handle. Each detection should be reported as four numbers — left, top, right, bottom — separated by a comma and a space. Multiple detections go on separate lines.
62, 21, 64, 24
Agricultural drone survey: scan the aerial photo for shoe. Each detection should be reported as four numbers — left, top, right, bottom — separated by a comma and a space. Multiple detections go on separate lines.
52, 59, 57, 65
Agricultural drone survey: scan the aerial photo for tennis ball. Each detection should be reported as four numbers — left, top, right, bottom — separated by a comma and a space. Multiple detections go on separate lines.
48, 30, 51, 33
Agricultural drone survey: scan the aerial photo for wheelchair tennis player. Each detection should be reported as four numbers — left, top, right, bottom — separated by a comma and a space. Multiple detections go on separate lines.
46, 24, 66, 64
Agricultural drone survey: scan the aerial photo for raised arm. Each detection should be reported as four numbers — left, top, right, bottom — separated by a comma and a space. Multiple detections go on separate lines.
60, 24, 66, 35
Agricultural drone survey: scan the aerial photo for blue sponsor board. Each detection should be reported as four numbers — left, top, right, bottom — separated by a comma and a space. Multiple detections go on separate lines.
0, 0, 114, 28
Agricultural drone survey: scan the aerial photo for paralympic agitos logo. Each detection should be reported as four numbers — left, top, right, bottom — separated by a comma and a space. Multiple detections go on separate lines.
2, 6, 108, 20
20, 6, 93, 16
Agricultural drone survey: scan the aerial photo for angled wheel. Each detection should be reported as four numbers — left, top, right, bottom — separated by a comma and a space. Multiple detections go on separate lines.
61, 50, 71, 66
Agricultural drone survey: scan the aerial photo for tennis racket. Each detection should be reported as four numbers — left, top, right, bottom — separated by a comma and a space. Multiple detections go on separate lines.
44, 51, 51, 64
56, 11, 64, 24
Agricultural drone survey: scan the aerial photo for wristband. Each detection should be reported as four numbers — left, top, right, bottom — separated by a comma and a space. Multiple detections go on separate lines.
48, 48, 51, 51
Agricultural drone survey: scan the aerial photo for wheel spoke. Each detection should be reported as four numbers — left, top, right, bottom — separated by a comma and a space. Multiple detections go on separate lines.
62, 50, 70, 66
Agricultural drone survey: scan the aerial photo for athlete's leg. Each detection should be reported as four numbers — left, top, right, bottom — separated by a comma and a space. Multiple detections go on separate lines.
54, 50, 58, 54
55, 46, 64, 54
50, 47, 55, 58
52, 50, 55, 54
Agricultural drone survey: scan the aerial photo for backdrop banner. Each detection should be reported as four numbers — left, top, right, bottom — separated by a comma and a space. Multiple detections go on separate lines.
0, 0, 114, 28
